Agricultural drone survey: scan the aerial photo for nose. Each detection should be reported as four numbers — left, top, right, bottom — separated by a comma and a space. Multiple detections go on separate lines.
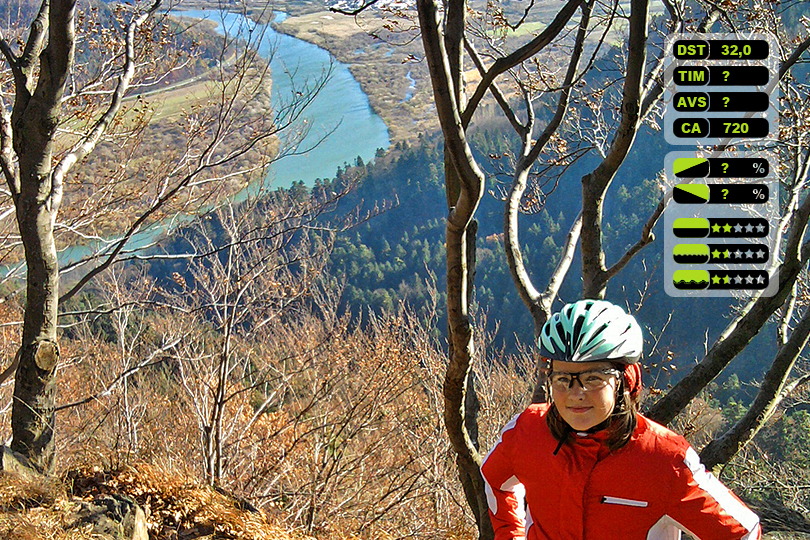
567, 378, 587, 397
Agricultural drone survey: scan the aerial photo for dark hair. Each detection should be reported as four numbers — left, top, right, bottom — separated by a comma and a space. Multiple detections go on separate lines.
546, 363, 639, 452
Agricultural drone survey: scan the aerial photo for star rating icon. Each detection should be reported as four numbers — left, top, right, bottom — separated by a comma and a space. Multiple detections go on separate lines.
712, 223, 721, 233
734, 223, 743, 233
756, 223, 766, 233
723, 223, 732, 233
709, 274, 734, 286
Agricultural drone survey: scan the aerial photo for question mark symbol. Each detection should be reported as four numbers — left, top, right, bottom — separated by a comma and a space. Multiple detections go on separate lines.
722, 162, 729, 174
723, 70, 730, 82
722, 188, 729, 200
723, 96, 730, 108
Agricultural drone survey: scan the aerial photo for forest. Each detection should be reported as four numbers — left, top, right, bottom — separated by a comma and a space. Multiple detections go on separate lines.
0, 0, 808, 538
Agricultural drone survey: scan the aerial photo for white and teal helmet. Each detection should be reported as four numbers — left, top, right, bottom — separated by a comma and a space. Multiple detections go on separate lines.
539, 300, 643, 364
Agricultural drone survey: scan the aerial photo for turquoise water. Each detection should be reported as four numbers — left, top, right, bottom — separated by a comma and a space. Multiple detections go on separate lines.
177, 9, 390, 189
42, 9, 390, 273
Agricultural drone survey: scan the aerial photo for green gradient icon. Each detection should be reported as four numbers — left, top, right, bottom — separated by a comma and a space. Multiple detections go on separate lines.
673, 244, 710, 264
673, 183, 710, 204
673, 218, 710, 238
673, 270, 710, 289
673, 158, 709, 177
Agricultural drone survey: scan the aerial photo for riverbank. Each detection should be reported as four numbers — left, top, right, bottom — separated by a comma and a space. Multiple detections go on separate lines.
274, 10, 438, 144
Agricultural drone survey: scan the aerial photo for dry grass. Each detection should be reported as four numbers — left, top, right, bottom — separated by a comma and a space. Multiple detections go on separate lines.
70, 462, 297, 539
0, 464, 300, 540
0, 472, 95, 540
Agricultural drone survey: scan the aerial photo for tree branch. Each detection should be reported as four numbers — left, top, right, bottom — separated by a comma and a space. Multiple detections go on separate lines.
581, 0, 649, 298
603, 189, 665, 281
699, 305, 810, 470
51, 0, 163, 211
463, 39, 525, 134
0, 33, 19, 69
0, 102, 17, 197
417, 0, 485, 203
461, 0, 583, 127
524, 0, 590, 166
502, 0, 591, 335
55, 336, 182, 412
541, 212, 582, 308
328, 0, 380, 16
19, 0, 50, 72
418, 0, 493, 533
32, 0, 76, 120
780, 35, 810, 80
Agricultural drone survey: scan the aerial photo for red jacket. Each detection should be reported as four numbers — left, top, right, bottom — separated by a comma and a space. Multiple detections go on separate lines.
481, 404, 761, 540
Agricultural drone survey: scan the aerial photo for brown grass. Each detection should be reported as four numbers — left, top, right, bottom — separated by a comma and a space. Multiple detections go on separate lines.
0, 472, 95, 540
70, 462, 297, 539
0, 464, 301, 540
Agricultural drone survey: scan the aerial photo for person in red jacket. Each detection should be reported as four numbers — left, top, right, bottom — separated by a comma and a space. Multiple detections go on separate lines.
481, 299, 761, 540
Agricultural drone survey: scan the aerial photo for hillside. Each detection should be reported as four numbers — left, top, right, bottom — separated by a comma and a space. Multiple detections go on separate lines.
1, 0, 809, 537
0, 458, 295, 539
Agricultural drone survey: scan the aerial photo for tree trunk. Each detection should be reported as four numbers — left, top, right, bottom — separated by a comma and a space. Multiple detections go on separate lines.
11, 149, 62, 474
8, 0, 76, 472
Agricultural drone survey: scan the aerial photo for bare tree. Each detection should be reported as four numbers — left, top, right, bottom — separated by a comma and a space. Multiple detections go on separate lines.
330, 0, 810, 535
0, 0, 327, 472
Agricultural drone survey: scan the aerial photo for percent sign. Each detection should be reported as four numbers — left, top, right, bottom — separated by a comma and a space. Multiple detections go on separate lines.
752, 162, 767, 175
752, 187, 766, 200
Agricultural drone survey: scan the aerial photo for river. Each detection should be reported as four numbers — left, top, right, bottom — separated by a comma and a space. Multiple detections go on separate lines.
177, 9, 391, 190
33, 9, 391, 274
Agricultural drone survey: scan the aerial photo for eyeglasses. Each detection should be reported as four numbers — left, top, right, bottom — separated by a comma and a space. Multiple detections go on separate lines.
548, 368, 621, 392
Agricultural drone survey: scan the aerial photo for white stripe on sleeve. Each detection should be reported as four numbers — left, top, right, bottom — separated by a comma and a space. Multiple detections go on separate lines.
482, 413, 522, 515
683, 447, 760, 533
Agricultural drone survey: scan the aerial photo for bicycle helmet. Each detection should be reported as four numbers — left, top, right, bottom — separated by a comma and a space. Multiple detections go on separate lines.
539, 299, 643, 364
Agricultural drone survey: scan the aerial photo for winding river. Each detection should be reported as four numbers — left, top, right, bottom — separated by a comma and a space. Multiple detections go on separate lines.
177, 9, 391, 190
39, 10, 390, 272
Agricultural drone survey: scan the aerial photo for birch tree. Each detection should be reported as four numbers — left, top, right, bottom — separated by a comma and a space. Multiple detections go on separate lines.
0, 0, 324, 472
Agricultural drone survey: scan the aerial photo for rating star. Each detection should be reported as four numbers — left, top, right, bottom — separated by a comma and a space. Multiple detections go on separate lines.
745, 223, 754, 233
755, 250, 765, 259
723, 223, 733, 233
734, 275, 743, 284
734, 223, 744, 233
712, 275, 721, 284
712, 223, 722, 233
723, 275, 731, 285
756, 275, 765, 284
745, 275, 754, 284
756, 223, 766, 233
734, 250, 743, 258
712, 249, 722, 259
723, 250, 731, 259
745, 250, 754, 258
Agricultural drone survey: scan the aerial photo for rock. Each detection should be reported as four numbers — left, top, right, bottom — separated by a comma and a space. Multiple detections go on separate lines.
76, 494, 148, 540
0, 445, 41, 481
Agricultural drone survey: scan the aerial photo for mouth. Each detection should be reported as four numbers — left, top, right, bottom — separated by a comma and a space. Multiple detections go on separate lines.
567, 406, 593, 414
